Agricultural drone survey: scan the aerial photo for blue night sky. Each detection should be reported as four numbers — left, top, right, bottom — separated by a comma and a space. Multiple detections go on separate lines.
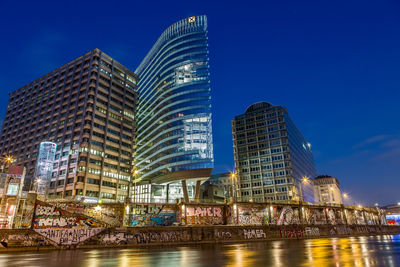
0, 0, 399, 205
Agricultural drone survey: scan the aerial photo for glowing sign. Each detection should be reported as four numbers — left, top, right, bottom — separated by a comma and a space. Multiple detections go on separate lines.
6, 183, 19, 196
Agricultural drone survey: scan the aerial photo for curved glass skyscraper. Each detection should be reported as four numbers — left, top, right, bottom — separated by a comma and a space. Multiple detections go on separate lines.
134, 15, 213, 201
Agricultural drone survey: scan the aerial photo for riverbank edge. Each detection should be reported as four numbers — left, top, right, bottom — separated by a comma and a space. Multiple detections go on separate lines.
0, 232, 398, 253
0, 225, 399, 252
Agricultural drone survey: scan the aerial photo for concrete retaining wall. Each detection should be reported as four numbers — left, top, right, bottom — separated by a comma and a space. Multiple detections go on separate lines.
0, 225, 399, 251
81, 225, 400, 248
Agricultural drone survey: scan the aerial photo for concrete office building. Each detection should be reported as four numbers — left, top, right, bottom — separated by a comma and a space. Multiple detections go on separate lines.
232, 102, 317, 203
0, 49, 137, 202
313, 175, 342, 205
134, 15, 214, 203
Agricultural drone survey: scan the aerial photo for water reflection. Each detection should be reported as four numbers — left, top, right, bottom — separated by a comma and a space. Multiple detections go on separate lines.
0, 235, 399, 267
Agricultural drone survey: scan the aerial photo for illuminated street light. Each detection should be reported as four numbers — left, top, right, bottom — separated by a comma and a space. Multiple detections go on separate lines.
95, 205, 102, 211
302, 176, 309, 183
343, 193, 349, 199
5, 156, 14, 163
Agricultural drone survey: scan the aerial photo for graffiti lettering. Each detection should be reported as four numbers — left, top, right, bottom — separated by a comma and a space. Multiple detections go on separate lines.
35, 228, 103, 245
280, 229, 304, 238
187, 207, 222, 217
35, 205, 60, 216
215, 231, 232, 239
305, 227, 320, 237
99, 231, 191, 245
243, 229, 266, 239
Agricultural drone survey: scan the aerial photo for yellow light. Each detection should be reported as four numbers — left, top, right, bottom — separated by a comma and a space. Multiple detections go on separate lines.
134, 170, 139, 175
302, 177, 309, 183
231, 172, 236, 179
343, 193, 349, 199
95, 205, 102, 211
357, 204, 362, 208
5, 155, 13, 162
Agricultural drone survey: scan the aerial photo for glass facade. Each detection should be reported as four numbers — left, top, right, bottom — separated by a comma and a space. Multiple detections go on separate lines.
232, 102, 317, 203
34, 142, 57, 196
134, 15, 214, 186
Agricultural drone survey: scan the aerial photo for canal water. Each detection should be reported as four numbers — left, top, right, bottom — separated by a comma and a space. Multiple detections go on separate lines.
1, 235, 400, 267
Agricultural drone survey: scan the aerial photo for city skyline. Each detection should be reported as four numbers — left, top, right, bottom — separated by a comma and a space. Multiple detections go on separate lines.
0, 1, 399, 205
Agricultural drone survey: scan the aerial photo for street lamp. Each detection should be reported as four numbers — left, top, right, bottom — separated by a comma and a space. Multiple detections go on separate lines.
0, 155, 14, 173
299, 176, 310, 202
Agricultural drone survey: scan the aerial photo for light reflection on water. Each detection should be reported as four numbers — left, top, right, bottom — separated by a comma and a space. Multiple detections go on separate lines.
0, 235, 399, 267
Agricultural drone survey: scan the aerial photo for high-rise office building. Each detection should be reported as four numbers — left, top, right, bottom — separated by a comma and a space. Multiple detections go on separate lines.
0, 49, 137, 202
232, 102, 316, 202
134, 15, 214, 202
0, 16, 213, 203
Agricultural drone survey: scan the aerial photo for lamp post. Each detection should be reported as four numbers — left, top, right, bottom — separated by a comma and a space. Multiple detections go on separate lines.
342, 192, 349, 205
0, 155, 14, 216
230, 172, 237, 202
300, 176, 309, 203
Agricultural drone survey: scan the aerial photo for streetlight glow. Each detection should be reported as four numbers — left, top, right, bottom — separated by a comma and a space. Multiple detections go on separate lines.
302, 177, 309, 183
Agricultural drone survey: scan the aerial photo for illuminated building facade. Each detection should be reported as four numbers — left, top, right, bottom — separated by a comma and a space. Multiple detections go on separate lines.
34, 142, 57, 196
134, 15, 214, 202
0, 49, 137, 202
232, 102, 316, 202
312, 175, 342, 204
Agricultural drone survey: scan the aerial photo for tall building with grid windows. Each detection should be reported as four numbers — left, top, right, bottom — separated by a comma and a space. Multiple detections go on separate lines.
0, 49, 137, 202
134, 15, 214, 202
232, 102, 316, 203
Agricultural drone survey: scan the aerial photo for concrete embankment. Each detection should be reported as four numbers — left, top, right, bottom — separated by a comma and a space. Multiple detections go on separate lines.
0, 225, 399, 252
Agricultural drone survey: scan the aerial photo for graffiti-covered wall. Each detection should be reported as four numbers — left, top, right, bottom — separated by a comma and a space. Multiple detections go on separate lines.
31, 201, 105, 245
80, 224, 400, 248
181, 204, 226, 225
22, 200, 387, 229
50, 202, 124, 228
228, 203, 385, 227
32, 201, 102, 229
34, 228, 103, 245
129, 204, 177, 227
